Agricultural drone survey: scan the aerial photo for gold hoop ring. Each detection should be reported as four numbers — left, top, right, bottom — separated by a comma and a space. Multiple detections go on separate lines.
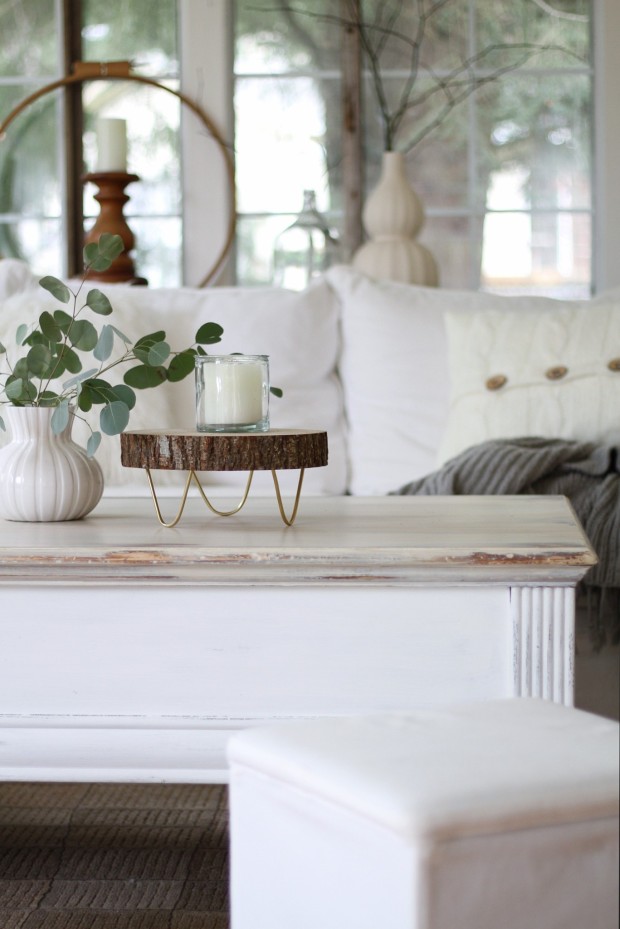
0, 60, 235, 287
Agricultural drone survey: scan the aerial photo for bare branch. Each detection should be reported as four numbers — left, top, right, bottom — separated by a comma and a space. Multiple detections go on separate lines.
250, 2, 586, 152
387, 39, 584, 150
529, 0, 588, 22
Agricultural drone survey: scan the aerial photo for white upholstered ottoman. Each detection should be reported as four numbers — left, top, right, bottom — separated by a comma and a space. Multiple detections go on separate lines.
227, 700, 619, 929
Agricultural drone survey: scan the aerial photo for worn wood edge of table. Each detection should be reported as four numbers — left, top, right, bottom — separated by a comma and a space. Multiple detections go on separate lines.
0, 495, 597, 587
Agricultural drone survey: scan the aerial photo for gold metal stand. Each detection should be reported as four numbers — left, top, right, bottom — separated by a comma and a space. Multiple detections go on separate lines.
120, 428, 325, 528
145, 467, 305, 529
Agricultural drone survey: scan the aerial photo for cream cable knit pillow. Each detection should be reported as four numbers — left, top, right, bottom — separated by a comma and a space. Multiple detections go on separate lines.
438, 302, 620, 465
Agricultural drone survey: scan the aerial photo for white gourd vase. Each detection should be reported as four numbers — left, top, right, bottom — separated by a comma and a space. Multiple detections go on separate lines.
353, 151, 438, 286
0, 406, 104, 522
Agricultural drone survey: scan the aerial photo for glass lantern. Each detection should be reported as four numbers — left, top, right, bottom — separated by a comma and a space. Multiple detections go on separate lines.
272, 190, 339, 290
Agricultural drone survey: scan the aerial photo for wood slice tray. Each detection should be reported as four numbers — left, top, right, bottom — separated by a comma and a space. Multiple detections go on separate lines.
120, 429, 328, 472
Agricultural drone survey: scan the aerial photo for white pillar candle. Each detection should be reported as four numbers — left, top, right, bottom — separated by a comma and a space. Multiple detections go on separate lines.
96, 118, 127, 172
196, 356, 269, 431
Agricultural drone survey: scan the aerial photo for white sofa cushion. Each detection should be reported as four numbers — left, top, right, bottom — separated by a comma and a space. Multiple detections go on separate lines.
327, 265, 620, 494
0, 277, 347, 496
439, 301, 620, 464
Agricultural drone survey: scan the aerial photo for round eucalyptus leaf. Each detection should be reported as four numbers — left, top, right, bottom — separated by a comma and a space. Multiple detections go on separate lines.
133, 346, 149, 364
110, 384, 136, 410
100, 400, 130, 436
133, 331, 167, 363
86, 431, 102, 457
195, 322, 224, 345
15, 324, 29, 345
53, 310, 73, 332
38, 391, 60, 407
63, 368, 99, 391
124, 364, 167, 389
26, 344, 53, 376
94, 325, 114, 362
84, 234, 123, 272
60, 346, 82, 375
68, 319, 98, 351
23, 330, 48, 348
134, 329, 166, 348
6, 374, 37, 403
39, 275, 71, 304
51, 401, 70, 434
87, 377, 113, 391
77, 384, 93, 412
5, 377, 24, 401
83, 241, 99, 264
96, 233, 124, 261
13, 358, 29, 379
147, 341, 170, 366
39, 311, 62, 342
86, 289, 113, 316
167, 349, 196, 382
85, 377, 114, 404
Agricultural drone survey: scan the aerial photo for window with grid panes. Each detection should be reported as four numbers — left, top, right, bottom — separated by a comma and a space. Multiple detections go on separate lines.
234, 0, 593, 297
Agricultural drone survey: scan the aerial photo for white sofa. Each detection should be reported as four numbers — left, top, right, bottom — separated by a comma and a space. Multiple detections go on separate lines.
1, 260, 618, 499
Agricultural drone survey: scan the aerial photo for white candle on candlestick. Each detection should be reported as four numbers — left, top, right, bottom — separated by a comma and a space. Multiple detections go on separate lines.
96, 118, 127, 172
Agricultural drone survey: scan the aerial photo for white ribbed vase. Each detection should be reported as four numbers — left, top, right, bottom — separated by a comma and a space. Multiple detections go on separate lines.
0, 406, 104, 522
353, 151, 438, 286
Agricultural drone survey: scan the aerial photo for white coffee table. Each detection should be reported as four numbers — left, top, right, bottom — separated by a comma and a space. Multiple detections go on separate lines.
0, 494, 595, 783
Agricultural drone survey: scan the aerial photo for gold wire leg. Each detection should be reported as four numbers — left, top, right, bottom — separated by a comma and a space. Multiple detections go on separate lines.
191, 469, 254, 516
271, 468, 305, 526
146, 467, 194, 528
146, 468, 303, 528
145, 468, 255, 527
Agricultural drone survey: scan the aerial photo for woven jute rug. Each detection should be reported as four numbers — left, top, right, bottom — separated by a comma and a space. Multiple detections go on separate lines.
0, 781, 230, 929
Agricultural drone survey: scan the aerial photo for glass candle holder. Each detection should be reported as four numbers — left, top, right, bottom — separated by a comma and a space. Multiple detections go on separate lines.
195, 354, 270, 433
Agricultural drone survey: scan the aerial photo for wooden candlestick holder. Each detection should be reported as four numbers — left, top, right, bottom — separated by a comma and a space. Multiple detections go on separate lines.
82, 171, 147, 284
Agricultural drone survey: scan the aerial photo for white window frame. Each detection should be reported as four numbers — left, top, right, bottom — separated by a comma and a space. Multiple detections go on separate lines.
593, 0, 620, 292
179, 0, 235, 286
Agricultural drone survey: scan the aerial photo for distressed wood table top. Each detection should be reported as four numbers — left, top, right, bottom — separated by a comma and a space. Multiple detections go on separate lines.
0, 495, 596, 587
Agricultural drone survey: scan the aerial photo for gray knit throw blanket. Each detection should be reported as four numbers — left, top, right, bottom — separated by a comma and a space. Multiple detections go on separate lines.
395, 437, 620, 642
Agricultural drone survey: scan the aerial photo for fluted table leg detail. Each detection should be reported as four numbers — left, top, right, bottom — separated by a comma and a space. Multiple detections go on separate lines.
512, 586, 575, 705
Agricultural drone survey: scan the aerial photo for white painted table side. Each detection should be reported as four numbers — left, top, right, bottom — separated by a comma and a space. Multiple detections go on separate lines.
0, 495, 596, 783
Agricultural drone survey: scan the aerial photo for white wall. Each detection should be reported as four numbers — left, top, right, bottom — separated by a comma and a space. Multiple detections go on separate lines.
181, 0, 619, 293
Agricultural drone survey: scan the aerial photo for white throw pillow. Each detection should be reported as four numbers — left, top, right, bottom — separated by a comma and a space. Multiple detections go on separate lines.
438, 302, 620, 464
0, 278, 347, 496
327, 265, 619, 495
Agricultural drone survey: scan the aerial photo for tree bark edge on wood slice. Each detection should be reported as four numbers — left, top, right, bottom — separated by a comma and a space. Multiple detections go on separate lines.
120, 429, 328, 472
